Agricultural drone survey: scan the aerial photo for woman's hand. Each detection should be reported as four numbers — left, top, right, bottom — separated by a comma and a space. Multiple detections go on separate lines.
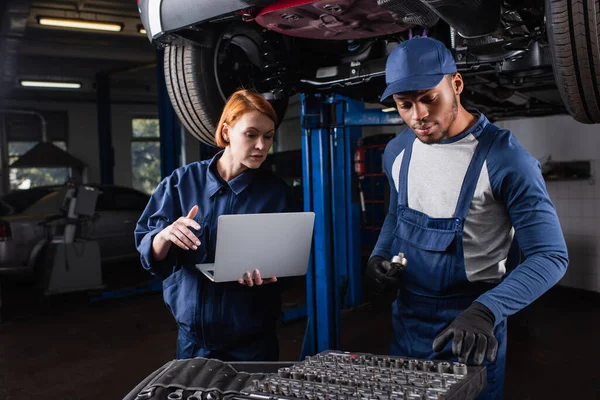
152, 205, 201, 261
161, 205, 202, 250
238, 269, 277, 287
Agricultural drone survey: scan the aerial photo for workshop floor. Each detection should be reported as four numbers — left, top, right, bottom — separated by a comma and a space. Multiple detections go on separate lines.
0, 262, 598, 400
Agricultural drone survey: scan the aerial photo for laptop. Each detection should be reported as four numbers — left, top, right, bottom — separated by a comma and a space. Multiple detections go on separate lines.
195, 212, 315, 282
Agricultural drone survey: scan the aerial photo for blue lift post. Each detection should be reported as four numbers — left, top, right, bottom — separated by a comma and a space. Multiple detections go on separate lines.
300, 93, 404, 358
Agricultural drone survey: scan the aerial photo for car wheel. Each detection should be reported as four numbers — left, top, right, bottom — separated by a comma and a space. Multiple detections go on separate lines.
546, 0, 600, 123
164, 24, 289, 146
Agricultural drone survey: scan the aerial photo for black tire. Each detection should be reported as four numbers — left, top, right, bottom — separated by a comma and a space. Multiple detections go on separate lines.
164, 25, 289, 146
546, 0, 600, 123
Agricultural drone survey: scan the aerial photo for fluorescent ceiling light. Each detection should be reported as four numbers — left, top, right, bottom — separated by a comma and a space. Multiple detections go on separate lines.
38, 17, 122, 32
381, 107, 397, 113
20, 80, 82, 89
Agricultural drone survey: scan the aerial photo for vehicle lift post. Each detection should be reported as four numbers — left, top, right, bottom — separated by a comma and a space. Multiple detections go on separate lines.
300, 93, 404, 358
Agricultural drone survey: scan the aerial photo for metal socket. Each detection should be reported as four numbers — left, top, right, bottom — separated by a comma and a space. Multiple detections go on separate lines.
408, 360, 418, 371
452, 363, 468, 375
293, 371, 305, 380
279, 368, 291, 378
421, 361, 434, 372
437, 362, 451, 374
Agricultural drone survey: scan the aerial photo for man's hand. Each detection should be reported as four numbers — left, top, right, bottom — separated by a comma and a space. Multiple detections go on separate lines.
238, 269, 277, 287
432, 302, 498, 365
366, 256, 402, 290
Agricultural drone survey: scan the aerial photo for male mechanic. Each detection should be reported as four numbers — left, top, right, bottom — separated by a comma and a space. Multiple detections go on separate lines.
367, 37, 568, 399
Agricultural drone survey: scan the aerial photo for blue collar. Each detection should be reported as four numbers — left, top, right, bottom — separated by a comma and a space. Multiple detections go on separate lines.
206, 151, 258, 197
438, 111, 489, 144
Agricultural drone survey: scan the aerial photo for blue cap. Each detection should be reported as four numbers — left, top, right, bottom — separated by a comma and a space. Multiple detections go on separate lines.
380, 37, 457, 102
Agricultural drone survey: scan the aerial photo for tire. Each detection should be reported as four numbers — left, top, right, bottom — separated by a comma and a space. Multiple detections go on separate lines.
546, 0, 600, 123
164, 25, 289, 146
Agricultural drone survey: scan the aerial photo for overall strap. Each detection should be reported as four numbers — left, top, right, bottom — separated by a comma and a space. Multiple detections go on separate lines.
398, 132, 416, 207
453, 123, 500, 219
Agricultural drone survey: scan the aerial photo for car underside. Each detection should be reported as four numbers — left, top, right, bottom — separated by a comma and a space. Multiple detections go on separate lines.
139, 0, 600, 145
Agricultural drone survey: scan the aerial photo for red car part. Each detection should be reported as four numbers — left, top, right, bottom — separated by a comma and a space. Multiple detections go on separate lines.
255, 0, 413, 40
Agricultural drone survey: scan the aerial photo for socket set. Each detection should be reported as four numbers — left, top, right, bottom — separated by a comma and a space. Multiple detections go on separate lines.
123, 351, 485, 400
240, 351, 485, 400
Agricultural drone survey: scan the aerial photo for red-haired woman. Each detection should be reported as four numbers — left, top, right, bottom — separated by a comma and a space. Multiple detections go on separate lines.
135, 89, 293, 361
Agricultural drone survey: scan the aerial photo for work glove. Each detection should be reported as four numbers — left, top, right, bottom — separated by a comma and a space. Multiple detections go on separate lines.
432, 302, 498, 365
366, 256, 403, 291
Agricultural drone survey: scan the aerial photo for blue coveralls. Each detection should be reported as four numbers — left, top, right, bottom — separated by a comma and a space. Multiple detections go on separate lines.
388, 124, 506, 400
134, 152, 292, 361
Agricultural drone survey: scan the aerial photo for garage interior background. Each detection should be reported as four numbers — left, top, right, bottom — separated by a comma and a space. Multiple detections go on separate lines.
0, 0, 599, 398
2, 0, 598, 292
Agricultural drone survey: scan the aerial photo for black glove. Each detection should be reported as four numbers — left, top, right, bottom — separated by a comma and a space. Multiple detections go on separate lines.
366, 256, 402, 290
432, 302, 498, 365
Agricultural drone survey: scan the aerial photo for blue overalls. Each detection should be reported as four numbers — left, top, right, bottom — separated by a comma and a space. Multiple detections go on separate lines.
135, 152, 291, 362
389, 124, 506, 400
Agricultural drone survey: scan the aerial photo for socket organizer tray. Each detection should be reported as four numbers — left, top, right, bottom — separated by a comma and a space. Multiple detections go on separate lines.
237, 351, 486, 400
123, 351, 486, 400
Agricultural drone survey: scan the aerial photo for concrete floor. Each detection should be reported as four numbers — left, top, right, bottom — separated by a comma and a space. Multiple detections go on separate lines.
0, 262, 599, 400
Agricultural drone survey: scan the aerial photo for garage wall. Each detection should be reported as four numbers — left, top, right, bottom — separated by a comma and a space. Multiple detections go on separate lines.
276, 95, 302, 152
496, 115, 600, 293
4, 100, 202, 189
181, 128, 202, 164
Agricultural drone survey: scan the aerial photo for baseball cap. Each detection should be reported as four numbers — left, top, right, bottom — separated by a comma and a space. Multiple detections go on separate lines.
380, 37, 457, 102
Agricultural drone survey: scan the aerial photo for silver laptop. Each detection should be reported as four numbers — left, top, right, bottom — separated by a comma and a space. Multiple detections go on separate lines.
195, 212, 315, 282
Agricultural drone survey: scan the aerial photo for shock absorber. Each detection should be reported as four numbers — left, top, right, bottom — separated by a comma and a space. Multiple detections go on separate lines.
259, 36, 290, 100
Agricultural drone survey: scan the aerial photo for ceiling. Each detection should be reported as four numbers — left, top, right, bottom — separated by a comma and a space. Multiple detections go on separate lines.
1, 0, 159, 105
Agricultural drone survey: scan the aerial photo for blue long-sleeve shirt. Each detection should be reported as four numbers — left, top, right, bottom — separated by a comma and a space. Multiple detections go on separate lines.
371, 113, 568, 324
134, 151, 293, 349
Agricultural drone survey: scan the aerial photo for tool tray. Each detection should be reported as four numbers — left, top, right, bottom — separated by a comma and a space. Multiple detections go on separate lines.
123, 351, 485, 400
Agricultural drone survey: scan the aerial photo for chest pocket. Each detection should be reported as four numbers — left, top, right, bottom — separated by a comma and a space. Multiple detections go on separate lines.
394, 207, 457, 252
392, 207, 462, 295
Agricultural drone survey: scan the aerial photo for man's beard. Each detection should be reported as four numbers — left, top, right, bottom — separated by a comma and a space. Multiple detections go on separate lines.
416, 96, 459, 144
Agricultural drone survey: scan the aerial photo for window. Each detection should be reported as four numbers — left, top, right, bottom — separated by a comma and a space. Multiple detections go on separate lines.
132, 118, 161, 194
9, 142, 69, 190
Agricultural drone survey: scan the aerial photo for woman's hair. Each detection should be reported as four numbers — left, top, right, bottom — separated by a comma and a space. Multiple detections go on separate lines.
215, 89, 278, 148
